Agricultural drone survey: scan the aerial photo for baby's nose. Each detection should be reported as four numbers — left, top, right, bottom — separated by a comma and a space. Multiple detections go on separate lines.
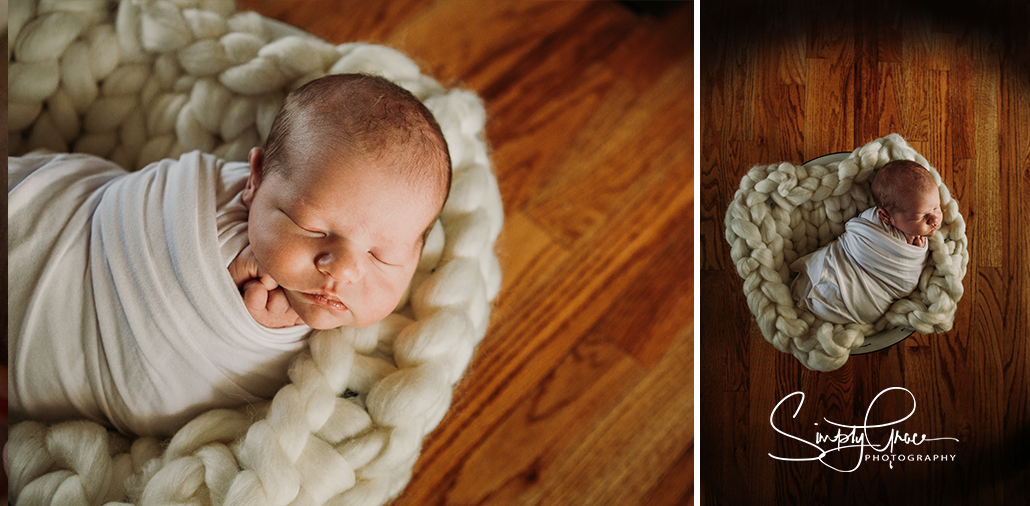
317, 251, 362, 282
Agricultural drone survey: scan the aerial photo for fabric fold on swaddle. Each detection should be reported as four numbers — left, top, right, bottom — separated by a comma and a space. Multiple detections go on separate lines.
790, 207, 928, 325
8, 151, 311, 436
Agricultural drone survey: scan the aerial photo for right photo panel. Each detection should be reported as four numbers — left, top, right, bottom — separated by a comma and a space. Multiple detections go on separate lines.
700, 0, 1029, 504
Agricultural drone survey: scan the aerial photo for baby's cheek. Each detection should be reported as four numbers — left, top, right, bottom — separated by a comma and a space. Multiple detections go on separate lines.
256, 239, 309, 285
364, 271, 410, 323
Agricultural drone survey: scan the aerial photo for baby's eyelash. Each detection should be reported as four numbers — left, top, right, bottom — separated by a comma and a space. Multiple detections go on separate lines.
281, 210, 325, 237
295, 223, 324, 237
369, 251, 398, 266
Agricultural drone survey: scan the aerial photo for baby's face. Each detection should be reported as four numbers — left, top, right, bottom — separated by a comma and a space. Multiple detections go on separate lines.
243, 148, 439, 329
886, 186, 943, 238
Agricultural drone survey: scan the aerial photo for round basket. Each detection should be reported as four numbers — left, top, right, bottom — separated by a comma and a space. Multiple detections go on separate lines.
723, 134, 969, 371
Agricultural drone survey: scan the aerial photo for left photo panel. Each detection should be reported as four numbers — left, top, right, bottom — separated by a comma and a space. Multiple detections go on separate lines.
5, 1, 695, 504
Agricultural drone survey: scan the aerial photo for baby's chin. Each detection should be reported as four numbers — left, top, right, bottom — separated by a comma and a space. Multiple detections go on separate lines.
287, 297, 356, 329
296, 305, 390, 330
299, 313, 356, 330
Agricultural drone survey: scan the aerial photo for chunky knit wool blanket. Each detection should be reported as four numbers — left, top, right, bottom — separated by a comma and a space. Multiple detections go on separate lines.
7, 1, 503, 504
724, 134, 968, 372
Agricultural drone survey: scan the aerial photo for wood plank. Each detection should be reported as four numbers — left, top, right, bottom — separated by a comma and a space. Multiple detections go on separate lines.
899, 7, 932, 141
489, 211, 569, 319
876, 0, 904, 63
699, 140, 727, 271
805, 0, 853, 61
605, 2, 692, 91
384, 0, 593, 89
877, 62, 905, 136
803, 53, 855, 159
642, 443, 694, 506
534, 327, 692, 506
700, 0, 757, 142
972, 29, 1001, 268
699, 270, 749, 394
465, 3, 636, 103
426, 330, 645, 505
595, 141, 693, 368
925, 70, 952, 176
755, 8, 806, 163
236, 0, 433, 43
488, 61, 621, 214
524, 62, 692, 246
853, 0, 880, 143
947, 27, 977, 160
803, 6, 855, 160
774, 0, 808, 86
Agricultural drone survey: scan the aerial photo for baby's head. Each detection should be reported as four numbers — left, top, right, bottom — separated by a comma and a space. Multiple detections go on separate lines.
242, 74, 451, 329
871, 160, 942, 239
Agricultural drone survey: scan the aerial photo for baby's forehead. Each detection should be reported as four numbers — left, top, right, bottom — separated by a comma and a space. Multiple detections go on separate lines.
898, 184, 940, 210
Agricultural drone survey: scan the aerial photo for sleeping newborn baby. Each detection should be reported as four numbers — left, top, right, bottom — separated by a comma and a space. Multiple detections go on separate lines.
7, 74, 451, 436
790, 159, 942, 325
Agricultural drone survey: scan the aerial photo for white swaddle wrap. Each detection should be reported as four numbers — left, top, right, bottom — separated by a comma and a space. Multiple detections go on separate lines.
791, 207, 929, 325
8, 151, 311, 436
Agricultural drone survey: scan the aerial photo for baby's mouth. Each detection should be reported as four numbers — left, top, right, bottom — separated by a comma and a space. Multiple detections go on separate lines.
303, 292, 348, 312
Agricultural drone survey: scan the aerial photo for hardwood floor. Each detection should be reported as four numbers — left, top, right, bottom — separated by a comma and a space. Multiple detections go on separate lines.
236, 1, 694, 505
701, 1, 1029, 505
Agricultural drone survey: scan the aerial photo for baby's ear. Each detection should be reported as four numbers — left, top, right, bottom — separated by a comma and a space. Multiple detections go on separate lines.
243, 148, 263, 209
877, 207, 893, 226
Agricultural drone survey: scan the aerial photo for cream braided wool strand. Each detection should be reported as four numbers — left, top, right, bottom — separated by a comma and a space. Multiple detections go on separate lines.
7, 1, 504, 505
723, 134, 968, 371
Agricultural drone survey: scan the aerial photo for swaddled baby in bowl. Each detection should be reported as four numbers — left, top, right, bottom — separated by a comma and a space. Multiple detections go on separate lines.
7, 74, 451, 436
790, 160, 942, 325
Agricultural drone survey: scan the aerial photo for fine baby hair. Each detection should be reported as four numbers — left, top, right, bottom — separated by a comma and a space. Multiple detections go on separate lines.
261, 73, 453, 207
871, 159, 937, 216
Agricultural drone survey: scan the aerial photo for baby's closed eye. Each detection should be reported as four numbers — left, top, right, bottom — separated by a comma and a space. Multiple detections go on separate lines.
278, 208, 327, 237
369, 250, 403, 267
291, 219, 326, 238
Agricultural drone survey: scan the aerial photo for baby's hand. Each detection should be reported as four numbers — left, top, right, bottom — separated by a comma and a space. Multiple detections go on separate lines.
242, 280, 304, 328
909, 235, 927, 248
229, 245, 303, 328
228, 244, 265, 287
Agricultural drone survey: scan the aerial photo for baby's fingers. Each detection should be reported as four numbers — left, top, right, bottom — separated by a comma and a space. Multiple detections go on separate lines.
254, 273, 278, 291
265, 288, 293, 314
266, 288, 303, 327
242, 280, 269, 311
